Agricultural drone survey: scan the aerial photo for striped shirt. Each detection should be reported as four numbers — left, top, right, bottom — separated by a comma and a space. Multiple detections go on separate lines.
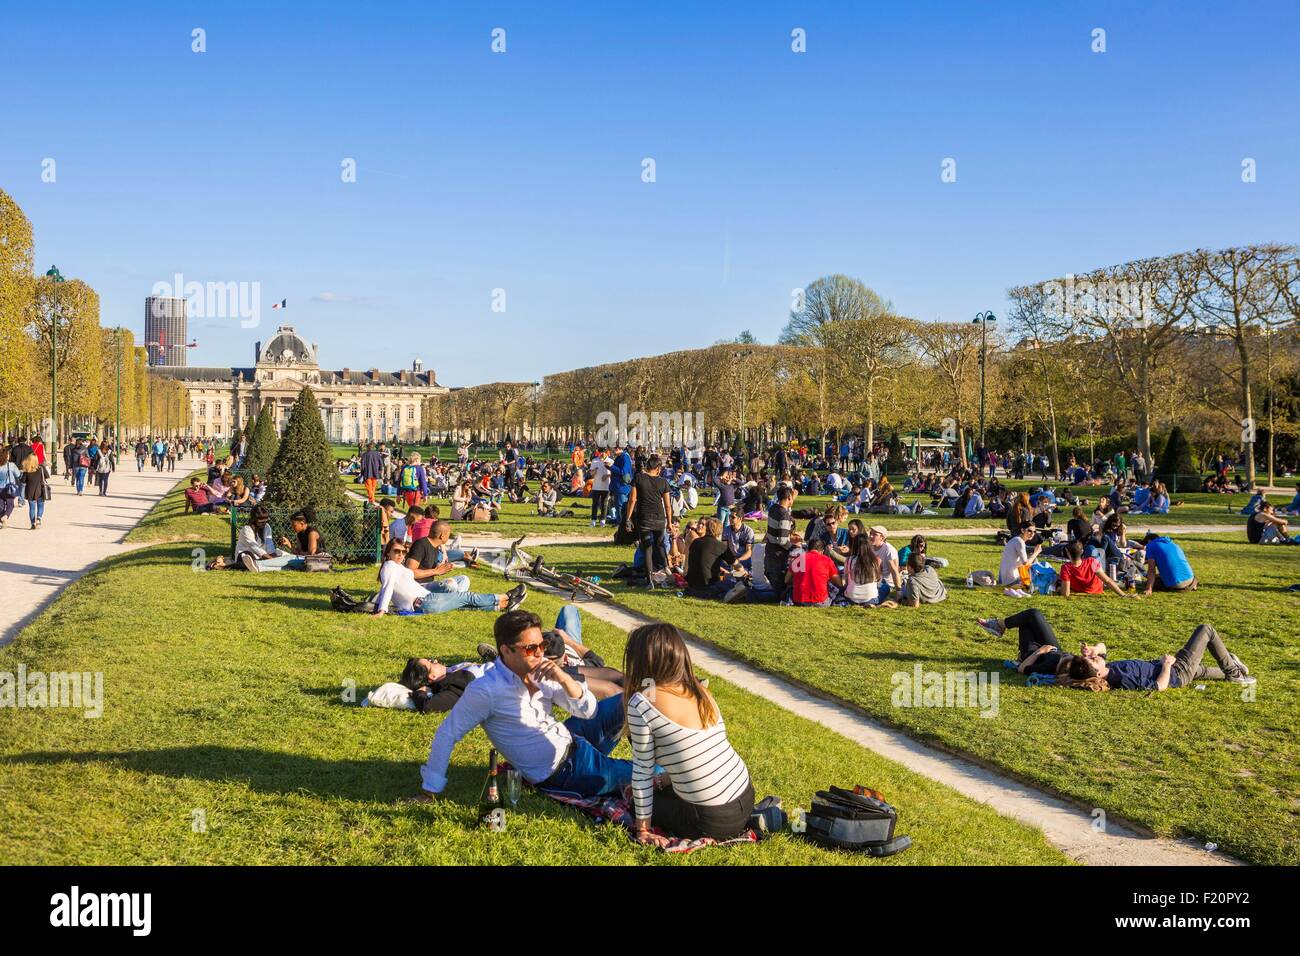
626, 691, 751, 822
765, 502, 792, 552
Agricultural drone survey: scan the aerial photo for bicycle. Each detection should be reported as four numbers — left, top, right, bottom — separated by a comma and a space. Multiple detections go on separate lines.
503, 536, 614, 601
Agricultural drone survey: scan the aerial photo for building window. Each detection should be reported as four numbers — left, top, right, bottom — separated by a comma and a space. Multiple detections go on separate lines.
199, 424, 206, 436
214, 401, 222, 418
407, 405, 415, 421
350, 407, 357, 419
364, 406, 372, 420
243, 401, 251, 418
199, 402, 206, 417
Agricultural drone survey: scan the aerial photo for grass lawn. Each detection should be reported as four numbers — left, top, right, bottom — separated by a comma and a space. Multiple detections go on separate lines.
533, 533, 1300, 865
0, 480, 1067, 865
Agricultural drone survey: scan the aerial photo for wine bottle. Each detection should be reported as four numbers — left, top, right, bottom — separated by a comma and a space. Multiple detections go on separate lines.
480, 748, 501, 829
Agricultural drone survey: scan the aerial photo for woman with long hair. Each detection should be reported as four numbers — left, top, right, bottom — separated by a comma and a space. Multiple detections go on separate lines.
623, 623, 753, 844
0, 448, 20, 529
20, 452, 47, 529
842, 532, 883, 606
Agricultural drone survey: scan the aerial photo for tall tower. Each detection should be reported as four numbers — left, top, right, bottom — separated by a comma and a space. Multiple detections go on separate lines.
144, 295, 188, 366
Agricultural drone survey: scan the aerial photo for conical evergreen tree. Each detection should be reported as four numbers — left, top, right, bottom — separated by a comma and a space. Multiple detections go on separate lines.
265, 387, 347, 511
885, 432, 905, 476
1157, 425, 1195, 480
243, 404, 279, 475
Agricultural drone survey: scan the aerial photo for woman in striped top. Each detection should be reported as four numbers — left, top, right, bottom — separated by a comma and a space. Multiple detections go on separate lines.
623, 623, 754, 844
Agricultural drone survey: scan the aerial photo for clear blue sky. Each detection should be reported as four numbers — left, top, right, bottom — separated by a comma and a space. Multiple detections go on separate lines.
3, 1, 1296, 386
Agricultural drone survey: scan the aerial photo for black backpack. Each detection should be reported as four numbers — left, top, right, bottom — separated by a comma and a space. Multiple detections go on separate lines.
330, 586, 376, 614
800, 786, 912, 857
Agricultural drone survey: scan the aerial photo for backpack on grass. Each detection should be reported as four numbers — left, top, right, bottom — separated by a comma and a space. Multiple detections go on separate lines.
799, 785, 911, 857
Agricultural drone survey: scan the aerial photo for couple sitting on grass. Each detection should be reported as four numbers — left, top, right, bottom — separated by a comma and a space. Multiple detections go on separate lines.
999, 523, 1197, 598
413, 611, 756, 844
372, 531, 526, 616
1247, 502, 1300, 545
978, 608, 1254, 691
212, 506, 321, 571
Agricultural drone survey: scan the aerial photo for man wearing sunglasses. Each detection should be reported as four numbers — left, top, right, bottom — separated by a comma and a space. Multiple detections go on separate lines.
415, 609, 636, 802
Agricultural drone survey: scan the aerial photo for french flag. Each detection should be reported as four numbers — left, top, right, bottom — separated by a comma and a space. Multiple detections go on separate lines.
271, 299, 287, 310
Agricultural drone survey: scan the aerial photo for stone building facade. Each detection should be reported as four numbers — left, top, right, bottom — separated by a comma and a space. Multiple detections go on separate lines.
153, 326, 446, 441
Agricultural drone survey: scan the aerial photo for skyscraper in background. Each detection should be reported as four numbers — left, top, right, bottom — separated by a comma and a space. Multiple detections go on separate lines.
144, 296, 188, 366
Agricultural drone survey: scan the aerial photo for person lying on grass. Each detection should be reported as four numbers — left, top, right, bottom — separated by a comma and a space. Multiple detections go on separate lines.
1140, 532, 1197, 594
977, 608, 1091, 676
413, 609, 663, 804
1062, 624, 1254, 691
1058, 540, 1132, 597
624, 622, 754, 846
371, 538, 525, 616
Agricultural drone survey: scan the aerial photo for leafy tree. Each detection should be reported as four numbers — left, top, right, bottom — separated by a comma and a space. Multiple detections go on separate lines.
244, 404, 279, 475
265, 388, 347, 512
885, 432, 905, 475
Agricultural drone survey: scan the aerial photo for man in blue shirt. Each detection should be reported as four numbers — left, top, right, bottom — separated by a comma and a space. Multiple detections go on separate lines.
1067, 623, 1253, 691
1142, 533, 1197, 594
609, 443, 634, 528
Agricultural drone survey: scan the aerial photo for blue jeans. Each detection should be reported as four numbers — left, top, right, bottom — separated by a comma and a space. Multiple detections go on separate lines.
538, 694, 634, 798
415, 585, 498, 614
424, 574, 470, 594
28, 497, 45, 522
75, 467, 87, 492
253, 553, 306, 571
555, 604, 582, 642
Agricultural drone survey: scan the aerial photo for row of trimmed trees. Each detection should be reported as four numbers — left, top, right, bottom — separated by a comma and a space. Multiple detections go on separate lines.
0, 188, 188, 440
516, 259, 1297, 483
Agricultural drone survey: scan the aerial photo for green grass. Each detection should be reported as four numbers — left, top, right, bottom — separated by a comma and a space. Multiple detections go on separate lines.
533, 533, 1300, 865
0, 493, 1067, 865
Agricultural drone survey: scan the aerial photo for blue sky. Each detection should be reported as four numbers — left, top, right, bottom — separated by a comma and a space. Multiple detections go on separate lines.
2, 1, 1296, 386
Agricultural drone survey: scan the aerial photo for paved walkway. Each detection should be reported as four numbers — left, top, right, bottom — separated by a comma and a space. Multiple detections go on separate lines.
0, 464, 179, 646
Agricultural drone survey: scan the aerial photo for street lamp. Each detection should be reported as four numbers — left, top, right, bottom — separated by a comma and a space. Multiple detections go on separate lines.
115, 327, 123, 450
971, 311, 996, 451
45, 266, 65, 473
732, 349, 753, 445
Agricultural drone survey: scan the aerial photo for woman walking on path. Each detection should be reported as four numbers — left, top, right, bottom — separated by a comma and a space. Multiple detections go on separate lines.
20, 452, 47, 528
0, 449, 20, 529
95, 447, 112, 496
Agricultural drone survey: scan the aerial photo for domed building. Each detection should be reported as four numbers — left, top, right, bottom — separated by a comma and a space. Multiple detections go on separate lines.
154, 326, 447, 442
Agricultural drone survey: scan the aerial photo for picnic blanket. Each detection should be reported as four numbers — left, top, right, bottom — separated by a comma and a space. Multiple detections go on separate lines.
540, 785, 760, 854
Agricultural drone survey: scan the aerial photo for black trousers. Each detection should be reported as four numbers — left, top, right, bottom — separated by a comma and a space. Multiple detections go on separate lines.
590, 490, 609, 521
653, 781, 755, 840
1005, 608, 1060, 659
638, 528, 668, 578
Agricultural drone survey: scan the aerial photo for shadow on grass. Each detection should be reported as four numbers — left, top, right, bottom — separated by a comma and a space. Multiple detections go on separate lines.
1, 745, 480, 802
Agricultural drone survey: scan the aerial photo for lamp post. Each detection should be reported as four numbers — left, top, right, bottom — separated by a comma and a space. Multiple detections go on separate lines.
732, 348, 753, 446
45, 266, 66, 473
115, 327, 122, 449
971, 311, 996, 452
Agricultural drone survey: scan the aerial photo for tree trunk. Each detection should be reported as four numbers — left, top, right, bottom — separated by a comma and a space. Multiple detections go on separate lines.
1238, 337, 1256, 488
865, 377, 875, 450
1135, 359, 1152, 462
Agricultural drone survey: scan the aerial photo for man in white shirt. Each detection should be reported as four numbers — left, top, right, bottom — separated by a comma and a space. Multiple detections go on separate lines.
589, 450, 612, 526
1000, 522, 1041, 586
414, 610, 635, 801
867, 525, 902, 598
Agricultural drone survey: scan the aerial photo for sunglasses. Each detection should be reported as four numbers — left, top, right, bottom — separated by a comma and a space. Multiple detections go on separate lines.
510, 641, 546, 657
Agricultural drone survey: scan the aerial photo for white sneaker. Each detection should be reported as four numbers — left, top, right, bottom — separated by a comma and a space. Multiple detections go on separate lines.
239, 552, 260, 572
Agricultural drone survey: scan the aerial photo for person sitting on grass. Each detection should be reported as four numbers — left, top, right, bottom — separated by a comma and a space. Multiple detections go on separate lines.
536, 480, 559, 516
225, 476, 253, 510
1058, 540, 1131, 597
1133, 479, 1170, 514
277, 510, 323, 560
624, 623, 754, 845
1247, 501, 1299, 545
722, 509, 755, 571
413, 610, 647, 803
977, 607, 1087, 676
1281, 485, 1300, 516
1141, 532, 1198, 593
785, 538, 844, 607
183, 475, 217, 515
685, 517, 749, 602
841, 533, 894, 607
898, 549, 946, 606
405, 519, 479, 590
999, 522, 1041, 587
406, 504, 434, 542
1063, 623, 1254, 691
236, 506, 304, 571
371, 538, 525, 616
